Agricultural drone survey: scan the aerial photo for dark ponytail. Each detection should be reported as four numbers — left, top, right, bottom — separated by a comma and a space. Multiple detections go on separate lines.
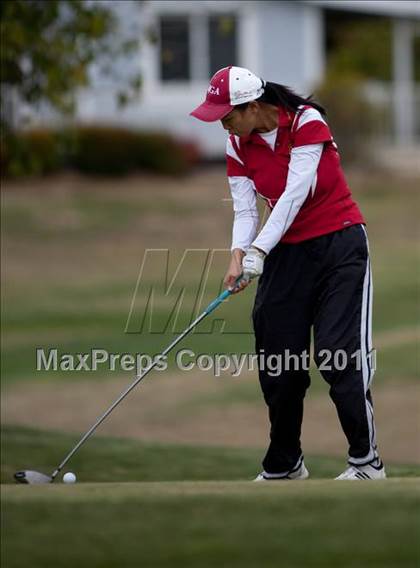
237, 81, 327, 117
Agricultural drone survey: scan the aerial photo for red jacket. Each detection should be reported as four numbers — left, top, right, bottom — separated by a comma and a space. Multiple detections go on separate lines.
226, 105, 364, 243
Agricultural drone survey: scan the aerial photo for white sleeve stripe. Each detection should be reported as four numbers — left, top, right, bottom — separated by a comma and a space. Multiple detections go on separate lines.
226, 138, 244, 166
296, 107, 327, 130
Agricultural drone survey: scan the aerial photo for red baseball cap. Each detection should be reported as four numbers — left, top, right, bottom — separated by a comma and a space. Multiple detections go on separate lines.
190, 66, 265, 122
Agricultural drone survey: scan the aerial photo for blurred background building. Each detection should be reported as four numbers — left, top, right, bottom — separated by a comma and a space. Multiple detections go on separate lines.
3, 0, 420, 162
70, 1, 420, 157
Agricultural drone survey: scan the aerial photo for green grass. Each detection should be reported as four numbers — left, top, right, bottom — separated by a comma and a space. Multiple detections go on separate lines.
2, 425, 419, 485
1, 191, 199, 240
2, 173, 419, 568
1, 172, 419, 385
2, 481, 420, 568
2, 426, 420, 568
1, 425, 261, 484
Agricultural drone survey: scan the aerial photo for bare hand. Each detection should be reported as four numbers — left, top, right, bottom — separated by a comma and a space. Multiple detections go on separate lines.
223, 251, 252, 294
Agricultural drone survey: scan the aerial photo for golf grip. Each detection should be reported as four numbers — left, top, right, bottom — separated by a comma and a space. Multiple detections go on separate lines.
51, 276, 246, 479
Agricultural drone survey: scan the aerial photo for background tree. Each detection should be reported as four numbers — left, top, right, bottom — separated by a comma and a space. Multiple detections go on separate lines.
0, 0, 142, 128
325, 16, 420, 82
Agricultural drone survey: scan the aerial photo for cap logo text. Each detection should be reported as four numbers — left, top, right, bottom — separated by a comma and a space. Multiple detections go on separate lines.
208, 85, 220, 95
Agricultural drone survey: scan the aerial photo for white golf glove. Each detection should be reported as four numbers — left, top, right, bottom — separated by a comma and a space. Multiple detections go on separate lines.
242, 247, 265, 280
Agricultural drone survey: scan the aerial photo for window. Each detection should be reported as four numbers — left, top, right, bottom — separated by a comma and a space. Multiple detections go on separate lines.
160, 16, 190, 81
158, 14, 238, 82
209, 15, 237, 77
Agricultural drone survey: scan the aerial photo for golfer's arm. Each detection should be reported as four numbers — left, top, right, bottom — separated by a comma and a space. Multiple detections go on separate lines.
231, 248, 245, 266
252, 143, 323, 254
228, 176, 259, 254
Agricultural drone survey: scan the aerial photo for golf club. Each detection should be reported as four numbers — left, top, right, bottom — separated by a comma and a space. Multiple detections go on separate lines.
14, 277, 247, 484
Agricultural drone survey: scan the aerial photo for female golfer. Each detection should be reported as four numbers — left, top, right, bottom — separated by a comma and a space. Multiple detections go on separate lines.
191, 66, 385, 480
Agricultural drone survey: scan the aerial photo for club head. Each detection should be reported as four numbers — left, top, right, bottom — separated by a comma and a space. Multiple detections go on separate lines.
14, 470, 52, 484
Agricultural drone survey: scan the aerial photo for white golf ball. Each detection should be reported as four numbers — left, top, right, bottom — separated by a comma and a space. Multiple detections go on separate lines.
63, 472, 77, 484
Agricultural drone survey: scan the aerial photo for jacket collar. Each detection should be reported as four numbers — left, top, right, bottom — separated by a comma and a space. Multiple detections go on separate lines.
240, 106, 293, 145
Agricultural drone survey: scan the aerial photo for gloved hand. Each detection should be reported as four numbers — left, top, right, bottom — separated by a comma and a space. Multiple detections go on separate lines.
242, 247, 265, 280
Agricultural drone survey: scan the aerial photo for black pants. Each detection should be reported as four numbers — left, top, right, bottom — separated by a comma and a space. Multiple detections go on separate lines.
252, 224, 379, 473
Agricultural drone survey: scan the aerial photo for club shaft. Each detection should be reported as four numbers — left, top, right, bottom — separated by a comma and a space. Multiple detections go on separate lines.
51, 289, 232, 479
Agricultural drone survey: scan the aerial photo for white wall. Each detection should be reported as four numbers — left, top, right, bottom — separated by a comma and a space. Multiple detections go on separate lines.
73, 1, 325, 158
256, 1, 324, 93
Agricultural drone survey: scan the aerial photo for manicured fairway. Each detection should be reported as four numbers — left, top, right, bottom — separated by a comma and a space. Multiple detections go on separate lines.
2, 171, 419, 568
2, 425, 419, 484
2, 479, 419, 568
2, 172, 419, 385
2, 426, 420, 568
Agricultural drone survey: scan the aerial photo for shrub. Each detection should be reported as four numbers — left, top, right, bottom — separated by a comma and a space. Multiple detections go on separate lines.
315, 76, 384, 165
68, 126, 197, 176
1, 125, 201, 178
130, 131, 190, 176
67, 126, 140, 176
178, 140, 202, 167
2, 129, 63, 177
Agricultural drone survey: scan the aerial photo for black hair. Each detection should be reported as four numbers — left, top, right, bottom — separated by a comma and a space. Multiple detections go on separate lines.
236, 81, 326, 117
